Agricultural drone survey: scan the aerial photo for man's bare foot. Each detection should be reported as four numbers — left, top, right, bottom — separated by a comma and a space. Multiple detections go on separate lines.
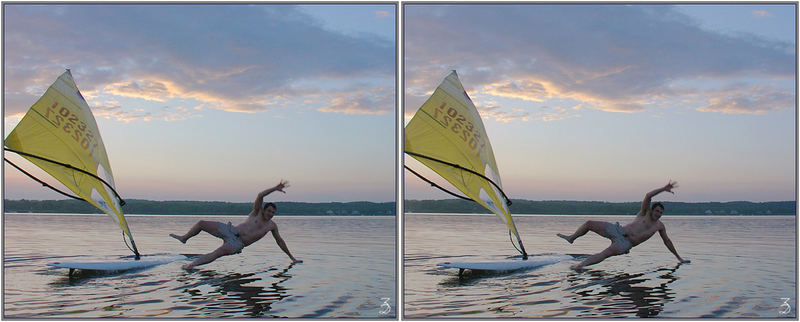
557, 233, 573, 244
170, 234, 186, 244
570, 263, 584, 270
182, 263, 194, 270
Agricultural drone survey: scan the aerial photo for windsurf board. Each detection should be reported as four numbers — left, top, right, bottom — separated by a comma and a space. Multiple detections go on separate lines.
48, 254, 187, 273
438, 254, 572, 276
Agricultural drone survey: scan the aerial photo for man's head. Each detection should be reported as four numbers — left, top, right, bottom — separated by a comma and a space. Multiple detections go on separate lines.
263, 202, 277, 220
651, 202, 664, 219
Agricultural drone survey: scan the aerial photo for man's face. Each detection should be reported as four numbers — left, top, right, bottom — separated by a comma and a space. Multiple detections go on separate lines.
652, 206, 664, 220
265, 206, 276, 220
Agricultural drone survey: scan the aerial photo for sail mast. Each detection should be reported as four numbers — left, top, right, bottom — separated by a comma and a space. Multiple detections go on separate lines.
127, 229, 142, 260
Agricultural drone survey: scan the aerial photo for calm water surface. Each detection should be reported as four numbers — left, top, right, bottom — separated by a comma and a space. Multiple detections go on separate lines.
4, 213, 396, 318
405, 214, 797, 318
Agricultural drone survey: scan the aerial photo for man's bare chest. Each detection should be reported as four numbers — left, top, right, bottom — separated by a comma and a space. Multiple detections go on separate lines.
625, 218, 660, 241
237, 218, 271, 238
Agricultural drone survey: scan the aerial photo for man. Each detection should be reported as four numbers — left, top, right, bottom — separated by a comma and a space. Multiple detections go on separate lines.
557, 180, 690, 270
170, 180, 301, 270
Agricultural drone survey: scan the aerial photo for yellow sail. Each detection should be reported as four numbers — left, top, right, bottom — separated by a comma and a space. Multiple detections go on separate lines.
405, 71, 526, 257
5, 70, 139, 257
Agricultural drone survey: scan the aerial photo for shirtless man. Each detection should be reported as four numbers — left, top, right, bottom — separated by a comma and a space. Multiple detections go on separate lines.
557, 180, 690, 270
170, 180, 301, 270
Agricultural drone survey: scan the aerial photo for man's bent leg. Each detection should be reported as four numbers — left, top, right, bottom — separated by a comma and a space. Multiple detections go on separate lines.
571, 243, 622, 270
558, 220, 613, 244
182, 243, 236, 270
171, 220, 222, 244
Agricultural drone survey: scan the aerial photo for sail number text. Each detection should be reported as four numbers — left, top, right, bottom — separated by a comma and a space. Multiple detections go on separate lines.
45, 102, 99, 155
433, 102, 487, 156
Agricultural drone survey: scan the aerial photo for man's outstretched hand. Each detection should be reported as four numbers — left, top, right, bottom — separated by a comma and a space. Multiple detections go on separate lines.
275, 180, 290, 193
664, 180, 679, 194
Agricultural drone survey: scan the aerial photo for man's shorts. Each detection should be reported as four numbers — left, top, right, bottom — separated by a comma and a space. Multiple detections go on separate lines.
218, 222, 245, 254
605, 222, 632, 254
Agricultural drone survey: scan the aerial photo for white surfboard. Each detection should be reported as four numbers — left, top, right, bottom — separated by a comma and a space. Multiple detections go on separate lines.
438, 254, 572, 276
48, 254, 187, 274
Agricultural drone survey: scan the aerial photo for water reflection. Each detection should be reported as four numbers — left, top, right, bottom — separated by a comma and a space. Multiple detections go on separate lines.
566, 263, 683, 317
438, 268, 514, 286
48, 268, 147, 287
175, 263, 297, 317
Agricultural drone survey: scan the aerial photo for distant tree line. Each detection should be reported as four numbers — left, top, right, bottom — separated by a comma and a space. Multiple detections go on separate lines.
404, 199, 795, 216
4, 199, 396, 216
5, 198, 794, 216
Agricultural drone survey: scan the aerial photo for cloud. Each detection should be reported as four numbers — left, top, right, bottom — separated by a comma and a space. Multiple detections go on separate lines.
482, 79, 548, 102
96, 76, 286, 114
533, 105, 581, 122
317, 86, 395, 115
697, 85, 794, 114
753, 10, 772, 18
91, 99, 202, 123
103, 80, 171, 102
3, 112, 25, 137
405, 4, 794, 120
474, 98, 580, 122
4, 4, 394, 120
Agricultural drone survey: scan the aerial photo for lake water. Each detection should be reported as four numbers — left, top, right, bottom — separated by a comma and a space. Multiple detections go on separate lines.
404, 214, 797, 318
3, 213, 396, 318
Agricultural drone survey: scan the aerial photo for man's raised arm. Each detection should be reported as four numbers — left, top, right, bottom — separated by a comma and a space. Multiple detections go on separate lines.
253, 180, 289, 214
640, 180, 678, 215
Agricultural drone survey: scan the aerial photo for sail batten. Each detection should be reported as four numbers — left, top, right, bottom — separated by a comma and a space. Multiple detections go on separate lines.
405, 71, 527, 258
5, 70, 139, 258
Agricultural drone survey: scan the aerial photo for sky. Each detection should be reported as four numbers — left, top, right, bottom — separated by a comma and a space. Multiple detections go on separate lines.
404, 4, 796, 203
3, 4, 396, 203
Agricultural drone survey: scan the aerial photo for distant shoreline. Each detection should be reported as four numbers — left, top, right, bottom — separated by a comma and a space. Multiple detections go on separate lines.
404, 199, 795, 216
4, 199, 794, 216
3, 199, 396, 216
